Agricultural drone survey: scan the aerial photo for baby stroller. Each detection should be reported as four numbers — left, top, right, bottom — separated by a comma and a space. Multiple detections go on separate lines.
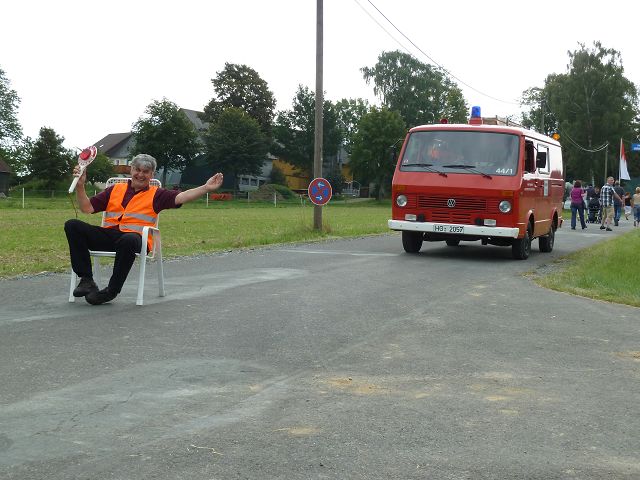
587, 197, 601, 224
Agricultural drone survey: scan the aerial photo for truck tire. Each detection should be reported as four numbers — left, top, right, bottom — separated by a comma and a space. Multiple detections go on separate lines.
511, 226, 532, 260
539, 225, 555, 252
402, 231, 423, 253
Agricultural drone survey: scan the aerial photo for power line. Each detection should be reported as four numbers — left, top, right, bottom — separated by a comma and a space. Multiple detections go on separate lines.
559, 128, 608, 153
361, 0, 521, 106
352, 0, 414, 56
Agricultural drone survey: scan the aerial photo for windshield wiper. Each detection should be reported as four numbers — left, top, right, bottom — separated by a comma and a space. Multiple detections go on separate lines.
401, 162, 448, 177
441, 164, 492, 179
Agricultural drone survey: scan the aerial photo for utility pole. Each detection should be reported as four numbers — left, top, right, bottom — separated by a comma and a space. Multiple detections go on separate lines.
603, 145, 608, 184
313, 0, 323, 230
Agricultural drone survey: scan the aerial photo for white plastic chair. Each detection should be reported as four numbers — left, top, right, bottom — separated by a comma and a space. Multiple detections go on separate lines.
68, 177, 165, 306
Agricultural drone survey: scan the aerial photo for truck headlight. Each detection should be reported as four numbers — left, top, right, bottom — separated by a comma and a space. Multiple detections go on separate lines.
396, 195, 408, 207
499, 200, 512, 213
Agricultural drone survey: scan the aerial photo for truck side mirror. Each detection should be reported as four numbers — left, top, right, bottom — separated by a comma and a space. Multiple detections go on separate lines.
536, 151, 547, 169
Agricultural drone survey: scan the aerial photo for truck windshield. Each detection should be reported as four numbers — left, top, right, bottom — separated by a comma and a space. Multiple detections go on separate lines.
399, 130, 519, 176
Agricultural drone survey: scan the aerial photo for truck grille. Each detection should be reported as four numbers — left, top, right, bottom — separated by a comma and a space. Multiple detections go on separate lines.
416, 195, 501, 224
418, 196, 487, 210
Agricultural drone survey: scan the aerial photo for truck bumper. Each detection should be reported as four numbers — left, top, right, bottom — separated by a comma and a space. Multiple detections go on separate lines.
388, 219, 520, 238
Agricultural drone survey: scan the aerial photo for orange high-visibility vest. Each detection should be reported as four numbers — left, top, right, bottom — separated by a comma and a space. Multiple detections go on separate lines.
103, 182, 158, 251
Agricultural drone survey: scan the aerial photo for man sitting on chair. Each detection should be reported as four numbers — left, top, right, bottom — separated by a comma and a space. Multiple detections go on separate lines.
65, 153, 223, 305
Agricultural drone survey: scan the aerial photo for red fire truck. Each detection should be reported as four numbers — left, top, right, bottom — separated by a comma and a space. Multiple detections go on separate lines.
388, 107, 564, 260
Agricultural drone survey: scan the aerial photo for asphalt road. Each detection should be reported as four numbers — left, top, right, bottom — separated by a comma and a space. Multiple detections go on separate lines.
1, 221, 639, 479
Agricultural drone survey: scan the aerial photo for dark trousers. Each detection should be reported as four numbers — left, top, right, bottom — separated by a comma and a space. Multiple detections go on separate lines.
570, 203, 586, 229
64, 219, 142, 293
614, 204, 622, 222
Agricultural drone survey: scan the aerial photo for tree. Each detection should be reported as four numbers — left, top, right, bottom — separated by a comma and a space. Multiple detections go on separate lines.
85, 152, 115, 184
131, 99, 200, 185
334, 98, 370, 154
269, 164, 287, 185
350, 107, 406, 199
204, 107, 268, 193
203, 63, 276, 138
361, 51, 468, 128
521, 42, 639, 181
27, 127, 75, 189
520, 86, 559, 135
0, 67, 23, 177
273, 85, 342, 174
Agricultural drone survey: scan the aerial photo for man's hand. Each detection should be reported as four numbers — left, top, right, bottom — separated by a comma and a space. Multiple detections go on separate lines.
73, 165, 88, 189
204, 173, 223, 192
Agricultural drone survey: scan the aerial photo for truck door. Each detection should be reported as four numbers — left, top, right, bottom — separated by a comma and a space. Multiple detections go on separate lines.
535, 142, 552, 236
520, 139, 538, 235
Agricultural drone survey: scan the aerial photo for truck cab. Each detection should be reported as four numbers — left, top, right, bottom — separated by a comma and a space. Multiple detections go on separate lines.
388, 109, 564, 259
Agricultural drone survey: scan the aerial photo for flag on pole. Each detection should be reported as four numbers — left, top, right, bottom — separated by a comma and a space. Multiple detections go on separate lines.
619, 138, 631, 180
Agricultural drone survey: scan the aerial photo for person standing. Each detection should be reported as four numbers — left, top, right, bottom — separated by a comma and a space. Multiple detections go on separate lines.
623, 191, 632, 220
569, 180, 587, 230
600, 177, 623, 232
613, 181, 625, 226
633, 187, 640, 228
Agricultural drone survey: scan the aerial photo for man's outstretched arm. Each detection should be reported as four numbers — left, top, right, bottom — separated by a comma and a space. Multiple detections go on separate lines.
175, 173, 224, 205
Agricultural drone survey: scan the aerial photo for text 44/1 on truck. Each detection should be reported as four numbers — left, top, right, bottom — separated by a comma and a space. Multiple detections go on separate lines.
388, 107, 564, 260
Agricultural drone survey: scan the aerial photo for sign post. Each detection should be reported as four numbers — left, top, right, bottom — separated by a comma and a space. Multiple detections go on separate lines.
313, 0, 323, 230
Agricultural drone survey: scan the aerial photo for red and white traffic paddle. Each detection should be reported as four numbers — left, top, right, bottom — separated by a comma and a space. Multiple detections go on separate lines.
68, 146, 97, 193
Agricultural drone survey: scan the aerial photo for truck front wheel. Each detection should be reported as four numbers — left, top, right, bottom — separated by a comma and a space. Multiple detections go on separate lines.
511, 226, 532, 260
539, 224, 555, 252
402, 231, 423, 253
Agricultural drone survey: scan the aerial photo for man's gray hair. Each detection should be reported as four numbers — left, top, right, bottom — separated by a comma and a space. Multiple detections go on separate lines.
131, 154, 157, 172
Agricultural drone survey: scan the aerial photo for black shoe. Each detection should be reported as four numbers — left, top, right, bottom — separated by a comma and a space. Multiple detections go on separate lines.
600, 225, 606, 230
614, 220, 619, 226
582, 226, 587, 229
85, 287, 118, 305
73, 277, 98, 297
606, 227, 612, 231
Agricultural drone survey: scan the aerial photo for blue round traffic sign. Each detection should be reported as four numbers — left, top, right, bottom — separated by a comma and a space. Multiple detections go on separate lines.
308, 177, 332, 206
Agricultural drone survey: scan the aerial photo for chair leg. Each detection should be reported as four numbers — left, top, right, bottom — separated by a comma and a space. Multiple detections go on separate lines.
137, 251, 147, 306
69, 270, 77, 303
158, 258, 165, 297
156, 237, 165, 297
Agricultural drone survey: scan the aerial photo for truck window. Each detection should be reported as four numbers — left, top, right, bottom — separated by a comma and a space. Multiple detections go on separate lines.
524, 140, 535, 173
400, 130, 519, 176
537, 143, 550, 174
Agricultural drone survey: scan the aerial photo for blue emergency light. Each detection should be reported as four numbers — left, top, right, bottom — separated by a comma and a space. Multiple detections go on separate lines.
471, 106, 481, 118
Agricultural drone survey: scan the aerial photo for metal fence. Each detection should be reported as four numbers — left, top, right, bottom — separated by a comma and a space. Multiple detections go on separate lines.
0, 188, 364, 209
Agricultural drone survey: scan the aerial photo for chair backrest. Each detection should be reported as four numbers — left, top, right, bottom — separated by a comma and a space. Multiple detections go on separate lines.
100, 177, 162, 228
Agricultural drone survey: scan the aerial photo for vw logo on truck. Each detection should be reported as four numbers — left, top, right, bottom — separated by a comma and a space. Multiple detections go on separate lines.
388, 106, 564, 260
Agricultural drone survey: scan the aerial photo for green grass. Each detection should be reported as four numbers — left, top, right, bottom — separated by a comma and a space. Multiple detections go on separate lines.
534, 227, 640, 307
0, 198, 391, 277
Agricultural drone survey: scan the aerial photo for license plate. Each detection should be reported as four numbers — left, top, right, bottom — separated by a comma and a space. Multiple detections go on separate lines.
433, 224, 464, 234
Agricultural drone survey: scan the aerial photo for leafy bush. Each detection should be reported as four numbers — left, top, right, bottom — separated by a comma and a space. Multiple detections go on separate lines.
270, 183, 296, 199
269, 165, 287, 185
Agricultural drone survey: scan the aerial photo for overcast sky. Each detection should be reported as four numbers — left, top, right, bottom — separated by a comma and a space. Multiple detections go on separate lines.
2, 0, 638, 151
